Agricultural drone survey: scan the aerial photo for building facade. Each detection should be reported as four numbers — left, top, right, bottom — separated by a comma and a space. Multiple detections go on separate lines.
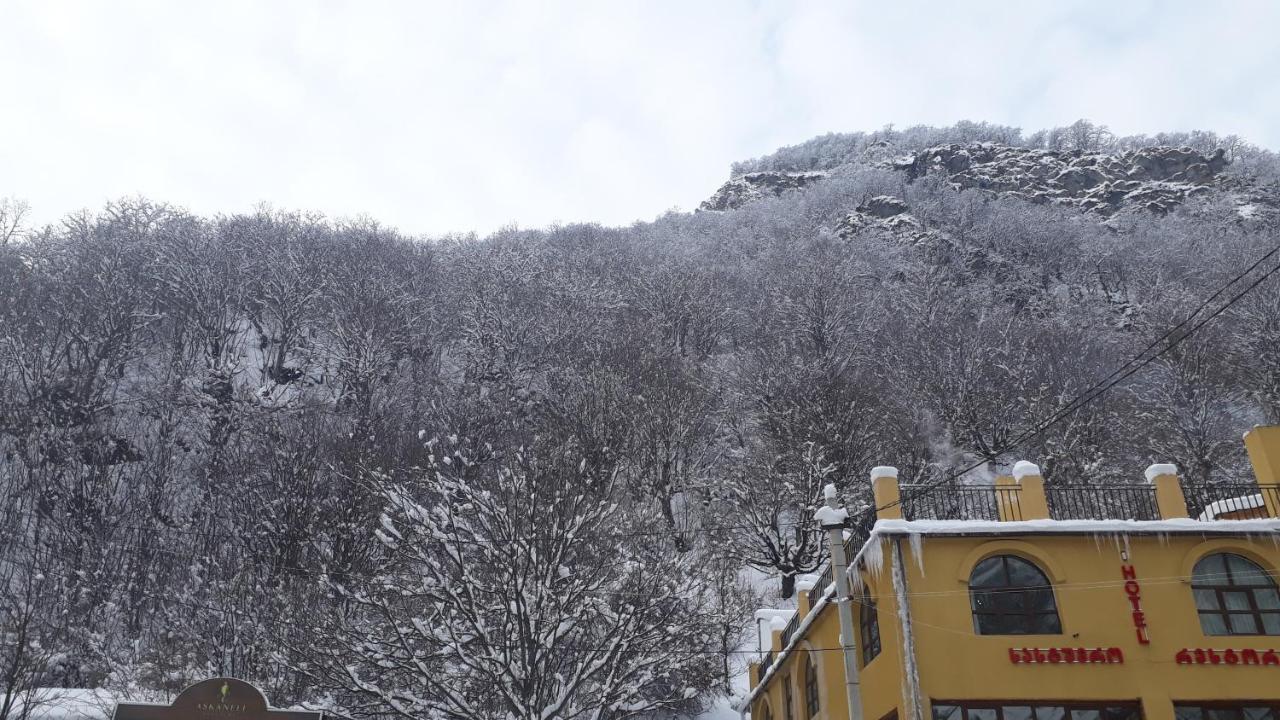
745, 426, 1280, 720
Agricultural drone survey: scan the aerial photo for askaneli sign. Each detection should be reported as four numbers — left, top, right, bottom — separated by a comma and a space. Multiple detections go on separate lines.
112, 678, 323, 720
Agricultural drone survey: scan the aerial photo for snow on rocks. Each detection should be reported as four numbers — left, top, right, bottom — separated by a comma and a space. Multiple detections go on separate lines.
886, 143, 1229, 216
698, 171, 828, 211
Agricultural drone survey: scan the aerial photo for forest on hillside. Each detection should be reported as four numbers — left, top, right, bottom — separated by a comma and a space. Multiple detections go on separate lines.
3, 120, 1280, 720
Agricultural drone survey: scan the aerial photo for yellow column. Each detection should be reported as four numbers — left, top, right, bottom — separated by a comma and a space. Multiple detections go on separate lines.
1145, 464, 1188, 519
795, 575, 815, 617
1244, 426, 1280, 517
1011, 461, 1050, 520
749, 662, 761, 689
872, 466, 902, 520
1141, 695, 1175, 720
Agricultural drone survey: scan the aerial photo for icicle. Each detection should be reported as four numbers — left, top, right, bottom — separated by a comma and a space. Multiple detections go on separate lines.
892, 538, 925, 720
862, 536, 887, 578
909, 532, 926, 576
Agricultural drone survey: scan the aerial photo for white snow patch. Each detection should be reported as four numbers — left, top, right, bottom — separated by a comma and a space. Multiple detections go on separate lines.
1012, 461, 1041, 480
1197, 493, 1266, 520
1144, 463, 1178, 482
875, 517, 1280, 536
871, 466, 899, 480
815, 505, 848, 527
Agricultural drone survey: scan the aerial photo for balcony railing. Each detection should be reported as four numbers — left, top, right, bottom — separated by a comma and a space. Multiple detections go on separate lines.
758, 650, 774, 678
1045, 485, 1159, 520
1183, 483, 1280, 520
779, 611, 801, 649
900, 484, 1022, 521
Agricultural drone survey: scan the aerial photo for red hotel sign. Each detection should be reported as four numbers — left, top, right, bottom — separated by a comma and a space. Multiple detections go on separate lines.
1121, 564, 1151, 644
1009, 647, 1124, 664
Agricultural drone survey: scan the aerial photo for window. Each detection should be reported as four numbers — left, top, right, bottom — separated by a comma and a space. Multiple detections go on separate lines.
783, 675, 794, 720
759, 701, 773, 720
804, 656, 819, 719
1176, 703, 1279, 720
933, 702, 1140, 720
1191, 553, 1280, 636
969, 555, 1062, 635
860, 590, 882, 666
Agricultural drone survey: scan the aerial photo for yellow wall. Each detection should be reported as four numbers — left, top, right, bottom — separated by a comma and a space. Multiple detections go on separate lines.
753, 531, 1280, 720
753, 572, 905, 720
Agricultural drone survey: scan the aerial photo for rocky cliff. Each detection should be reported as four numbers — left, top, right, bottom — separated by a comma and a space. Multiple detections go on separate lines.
700, 142, 1269, 218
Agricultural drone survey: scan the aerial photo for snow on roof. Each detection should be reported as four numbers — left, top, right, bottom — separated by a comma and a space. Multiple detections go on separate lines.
1197, 493, 1266, 521
873, 516, 1280, 536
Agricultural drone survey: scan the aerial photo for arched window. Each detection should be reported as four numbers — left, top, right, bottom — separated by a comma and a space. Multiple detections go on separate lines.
760, 700, 773, 720
804, 655, 820, 719
1191, 553, 1280, 636
969, 554, 1061, 635
860, 590, 881, 666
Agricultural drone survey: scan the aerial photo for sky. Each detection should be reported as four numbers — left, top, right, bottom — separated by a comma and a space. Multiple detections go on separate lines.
2, 0, 1278, 236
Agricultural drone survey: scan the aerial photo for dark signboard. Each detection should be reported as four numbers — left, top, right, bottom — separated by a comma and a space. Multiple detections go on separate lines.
113, 678, 323, 720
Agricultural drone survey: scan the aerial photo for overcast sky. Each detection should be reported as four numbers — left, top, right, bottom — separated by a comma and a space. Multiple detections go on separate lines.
2, 0, 1278, 236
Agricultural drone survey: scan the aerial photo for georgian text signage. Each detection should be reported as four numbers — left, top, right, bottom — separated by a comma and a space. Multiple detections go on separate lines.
113, 678, 323, 720
1009, 647, 1124, 664
1175, 648, 1280, 666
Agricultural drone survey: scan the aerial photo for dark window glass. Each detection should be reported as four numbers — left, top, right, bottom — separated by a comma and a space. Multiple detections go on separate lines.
804, 657, 819, 719
1005, 707, 1033, 720
1191, 553, 1280, 636
1177, 703, 1280, 720
934, 703, 1139, 720
1036, 708, 1067, 720
969, 555, 1062, 635
860, 591, 882, 666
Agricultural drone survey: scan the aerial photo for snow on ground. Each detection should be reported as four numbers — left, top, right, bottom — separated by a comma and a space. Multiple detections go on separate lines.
9, 689, 115, 720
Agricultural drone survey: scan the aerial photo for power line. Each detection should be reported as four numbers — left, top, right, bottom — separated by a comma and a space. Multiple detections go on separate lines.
880, 245, 1280, 514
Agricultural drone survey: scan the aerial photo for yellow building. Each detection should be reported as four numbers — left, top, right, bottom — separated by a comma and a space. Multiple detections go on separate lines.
744, 427, 1280, 720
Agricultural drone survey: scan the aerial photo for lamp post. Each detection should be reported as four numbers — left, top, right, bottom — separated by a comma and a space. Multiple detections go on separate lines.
815, 483, 862, 720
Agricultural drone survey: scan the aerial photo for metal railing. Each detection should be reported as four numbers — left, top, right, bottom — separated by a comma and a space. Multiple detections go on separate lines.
1045, 485, 1159, 520
758, 650, 774, 678
779, 611, 801, 649
1183, 483, 1280, 520
806, 564, 833, 609
900, 484, 1022, 521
